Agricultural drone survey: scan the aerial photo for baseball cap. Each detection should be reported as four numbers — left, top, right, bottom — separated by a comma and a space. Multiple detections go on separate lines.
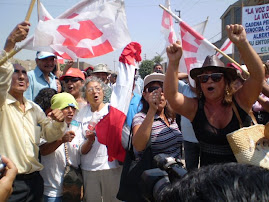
92, 63, 109, 74
59, 68, 85, 81
51, 92, 78, 110
36, 51, 56, 59
143, 72, 165, 87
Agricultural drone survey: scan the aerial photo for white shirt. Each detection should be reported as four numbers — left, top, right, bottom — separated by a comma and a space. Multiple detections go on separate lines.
74, 103, 119, 171
40, 126, 82, 197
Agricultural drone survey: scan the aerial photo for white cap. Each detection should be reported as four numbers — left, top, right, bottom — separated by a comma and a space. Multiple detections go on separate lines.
36, 51, 56, 59
143, 72, 165, 87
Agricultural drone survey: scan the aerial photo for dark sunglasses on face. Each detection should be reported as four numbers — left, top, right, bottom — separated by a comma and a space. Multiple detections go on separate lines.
197, 73, 223, 83
63, 77, 81, 83
146, 86, 163, 93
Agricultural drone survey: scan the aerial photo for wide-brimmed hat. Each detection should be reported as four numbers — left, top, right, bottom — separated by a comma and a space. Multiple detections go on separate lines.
59, 68, 85, 81
190, 55, 237, 80
92, 63, 109, 74
143, 72, 165, 87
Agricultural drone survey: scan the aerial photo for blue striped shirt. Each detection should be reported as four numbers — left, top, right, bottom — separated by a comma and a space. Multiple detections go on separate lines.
132, 112, 183, 159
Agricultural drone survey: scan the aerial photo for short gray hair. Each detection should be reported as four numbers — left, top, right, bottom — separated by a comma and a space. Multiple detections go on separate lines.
81, 76, 107, 99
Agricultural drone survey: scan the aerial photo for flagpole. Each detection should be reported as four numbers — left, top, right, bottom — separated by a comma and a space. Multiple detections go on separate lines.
159, 4, 249, 76
0, 0, 36, 66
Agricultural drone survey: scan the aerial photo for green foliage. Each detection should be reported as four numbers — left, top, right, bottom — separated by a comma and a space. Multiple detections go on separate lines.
139, 60, 154, 79
152, 55, 163, 64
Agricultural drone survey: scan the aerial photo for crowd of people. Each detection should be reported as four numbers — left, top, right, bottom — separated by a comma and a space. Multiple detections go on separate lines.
1, 19, 269, 202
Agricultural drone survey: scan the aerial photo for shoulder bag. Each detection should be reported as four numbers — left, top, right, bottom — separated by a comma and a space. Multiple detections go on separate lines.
117, 128, 153, 202
227, 103, 269, 169
62, 143, 83, 202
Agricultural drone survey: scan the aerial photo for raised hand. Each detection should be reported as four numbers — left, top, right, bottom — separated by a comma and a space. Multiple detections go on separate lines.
226, 24, 247, 45
5, 21, 30, 52
47, 109, 65, 122
166, 40, 183, 66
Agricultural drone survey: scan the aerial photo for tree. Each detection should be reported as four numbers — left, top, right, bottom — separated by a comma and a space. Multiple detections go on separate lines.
139, 60, 154, 79
152, 55, 163, 64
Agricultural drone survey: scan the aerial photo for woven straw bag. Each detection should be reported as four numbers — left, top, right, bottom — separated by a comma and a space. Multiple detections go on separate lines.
227, 103, 269, 169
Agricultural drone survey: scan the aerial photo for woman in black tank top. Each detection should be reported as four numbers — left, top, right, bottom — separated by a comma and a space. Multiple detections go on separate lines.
164, 24, 264, 167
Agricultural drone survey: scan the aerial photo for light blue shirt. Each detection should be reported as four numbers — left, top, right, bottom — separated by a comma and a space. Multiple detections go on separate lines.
133, 76, 144, 95
178, 80, 198, 143
24, 66, 57, 101
126, 93, 142, 127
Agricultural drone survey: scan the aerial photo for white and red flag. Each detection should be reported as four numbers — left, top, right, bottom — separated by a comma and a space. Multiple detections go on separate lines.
161, 0, 177, 47
38, 1, 53, 21
178, 20, 215, 76
95, 42, 142, 162
216, 38, 233, 59
25, 0, 131, 60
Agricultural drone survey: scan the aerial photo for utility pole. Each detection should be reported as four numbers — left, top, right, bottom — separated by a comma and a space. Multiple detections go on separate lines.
144, 54, 146, 60
175, 9, 181, 23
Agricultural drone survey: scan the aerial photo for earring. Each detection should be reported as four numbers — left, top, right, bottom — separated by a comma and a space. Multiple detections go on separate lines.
226, 89, 230, 96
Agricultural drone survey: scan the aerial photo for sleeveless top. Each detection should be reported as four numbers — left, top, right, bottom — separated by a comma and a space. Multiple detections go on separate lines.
192, 98, 252, 166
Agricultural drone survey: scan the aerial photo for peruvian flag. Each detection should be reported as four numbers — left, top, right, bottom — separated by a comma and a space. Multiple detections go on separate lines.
161, 0, 177, 46
24, 0, 131, 60
216, 38, 233, 58
95, 42, 142, 162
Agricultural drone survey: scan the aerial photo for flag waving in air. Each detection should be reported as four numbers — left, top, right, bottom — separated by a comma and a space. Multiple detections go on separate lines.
95, 42, 142, 162
161, 0, 177, 46
216, 38, 233, 59
179, 20, 215, 75
38, 2, 53, 21
32, 0, 131, 60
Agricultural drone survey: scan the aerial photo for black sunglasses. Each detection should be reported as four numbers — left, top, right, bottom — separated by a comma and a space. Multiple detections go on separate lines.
63, 77, 81, 83
146, 86, 163, 93
197, 73, 223, 83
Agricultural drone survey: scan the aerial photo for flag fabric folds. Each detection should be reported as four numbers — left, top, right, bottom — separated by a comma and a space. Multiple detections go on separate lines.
161, 0, 177, 46
216, 38, 233, 59
26, 0, 131, 60
38, 2, 53, 21
95, 42, 142, 162
179, 20, 215, 75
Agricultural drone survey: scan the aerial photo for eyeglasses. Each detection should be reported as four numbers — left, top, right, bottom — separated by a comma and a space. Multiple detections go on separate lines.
63, 77, 81, 83
87, 86, 102, 93
197, 73, 223, 83
146, 86, 163, 93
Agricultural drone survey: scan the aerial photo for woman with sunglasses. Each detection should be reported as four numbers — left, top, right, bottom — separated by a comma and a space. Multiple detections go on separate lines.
132, 73, 182, 160
164, 24, 264, 166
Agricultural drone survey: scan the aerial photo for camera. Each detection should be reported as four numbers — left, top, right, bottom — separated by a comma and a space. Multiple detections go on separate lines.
0, 155, 6, 178
140, 154, 187, 201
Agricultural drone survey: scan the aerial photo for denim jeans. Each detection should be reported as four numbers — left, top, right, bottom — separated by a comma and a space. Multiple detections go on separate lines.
183, 141, 200, 171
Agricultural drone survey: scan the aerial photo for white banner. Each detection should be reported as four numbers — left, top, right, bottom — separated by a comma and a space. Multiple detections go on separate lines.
242, 3, 269, 53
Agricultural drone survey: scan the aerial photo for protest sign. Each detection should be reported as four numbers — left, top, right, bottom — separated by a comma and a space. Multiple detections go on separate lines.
242, 3, 269, 53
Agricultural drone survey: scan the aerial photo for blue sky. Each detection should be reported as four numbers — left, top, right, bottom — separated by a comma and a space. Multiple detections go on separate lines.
0, 0, 237, 71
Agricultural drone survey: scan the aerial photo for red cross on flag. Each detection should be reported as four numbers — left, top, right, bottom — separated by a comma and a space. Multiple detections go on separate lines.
32, 0, 131, 60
